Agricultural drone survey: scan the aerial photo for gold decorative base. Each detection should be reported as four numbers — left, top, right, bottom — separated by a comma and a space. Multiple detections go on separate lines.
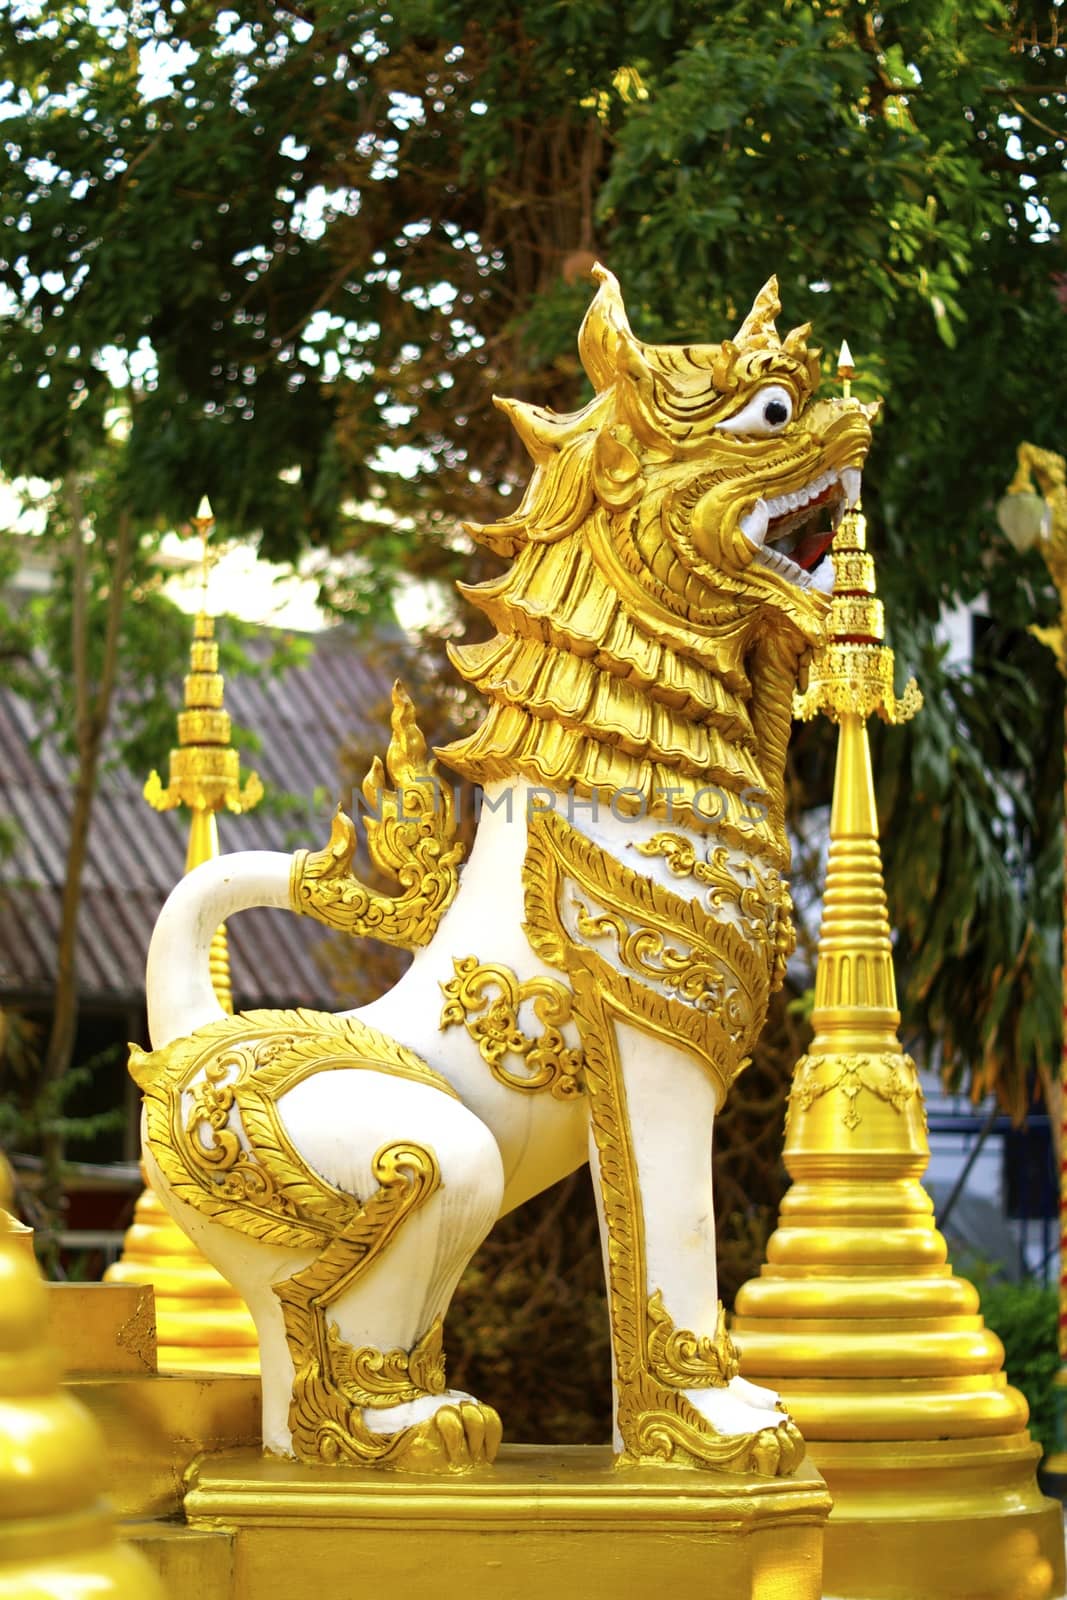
68, 1370, 261, 1518
814, 1434, 1064, 1600
48, 1281, 158, 1374
50, 1282, 260, 1518
105, 1182, 259, 1374
123, 1521, 236, 1595
177, 1445, 831, 1600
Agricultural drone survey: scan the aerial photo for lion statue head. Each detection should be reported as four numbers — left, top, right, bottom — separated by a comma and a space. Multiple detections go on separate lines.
440, 266, 874, 866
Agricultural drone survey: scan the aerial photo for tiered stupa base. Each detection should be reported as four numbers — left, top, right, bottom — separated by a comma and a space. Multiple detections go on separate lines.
735, 1163, 1064, 1600
0, 1160, 168, 1600
812, 1435, 1057, 1600
105, 1180, 259, 1374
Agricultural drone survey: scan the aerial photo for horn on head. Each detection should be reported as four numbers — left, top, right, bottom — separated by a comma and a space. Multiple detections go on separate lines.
783, 321, 812, 356
578, 262, 647, 391
734, 276, 782, 348
493, 396, 562, 465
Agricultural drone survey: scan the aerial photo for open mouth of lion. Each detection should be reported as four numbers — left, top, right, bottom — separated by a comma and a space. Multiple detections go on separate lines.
741, 466, 861, 591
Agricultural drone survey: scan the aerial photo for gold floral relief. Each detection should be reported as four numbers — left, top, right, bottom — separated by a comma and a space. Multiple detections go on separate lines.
632, 831, 796, 990
617, 1371, 805, 1475
646, 1291, 740, 1390
132, 1008, 457, 1250
788, 1050, 924, 1133
571, 898, 732, 1016
328, 1316, 446, 1408
439, 957, 584, 1099
523, 808, 770, 1105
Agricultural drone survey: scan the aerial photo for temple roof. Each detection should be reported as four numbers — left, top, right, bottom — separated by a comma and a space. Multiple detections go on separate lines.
0, 628, 397, 1011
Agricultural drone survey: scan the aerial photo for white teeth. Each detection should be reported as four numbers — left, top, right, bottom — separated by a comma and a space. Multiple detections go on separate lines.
740, 499, 769, 546
810, 556, 835, 594
841, 468, 861, 509
762, 547, 797, 578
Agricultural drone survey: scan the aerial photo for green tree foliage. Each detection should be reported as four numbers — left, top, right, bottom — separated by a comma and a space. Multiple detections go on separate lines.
1, 1, 1065, 1124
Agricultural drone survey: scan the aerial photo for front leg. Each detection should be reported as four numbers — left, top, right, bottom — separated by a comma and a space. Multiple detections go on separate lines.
571, 965, 804, 1475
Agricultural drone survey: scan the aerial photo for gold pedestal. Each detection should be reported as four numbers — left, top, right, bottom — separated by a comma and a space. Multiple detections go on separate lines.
50, 1281, 261, 1518
179, 1445, 831, 1600
105, 1182, 259, 1375
126, 1522, 236, 1595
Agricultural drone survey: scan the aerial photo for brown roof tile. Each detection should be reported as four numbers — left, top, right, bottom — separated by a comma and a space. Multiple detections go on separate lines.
0, 627, 397, 1011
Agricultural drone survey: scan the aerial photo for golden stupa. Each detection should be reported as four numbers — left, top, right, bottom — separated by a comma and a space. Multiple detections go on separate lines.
0, 1154, 168, 1599
733, 385, 1064, 1597
105, 498, 260, 1374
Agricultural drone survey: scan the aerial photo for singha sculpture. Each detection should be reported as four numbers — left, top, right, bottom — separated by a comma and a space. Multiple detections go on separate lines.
134, 267, 873, 1476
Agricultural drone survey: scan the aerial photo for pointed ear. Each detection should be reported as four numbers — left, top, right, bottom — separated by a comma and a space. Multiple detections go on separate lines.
578, 262, 648, 390
734, 276, 781, 346
593, 425, 643, 511
493, 396, 559, 465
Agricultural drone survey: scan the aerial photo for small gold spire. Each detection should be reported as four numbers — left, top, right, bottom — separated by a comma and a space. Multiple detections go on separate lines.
732, 492, 1059, 1596
107, 499, 260, 1372
0, 1156, 168, 1598
836, 339, 855, 400
144, 497, 262, 825
793, 505, 922, 725
192, 494, 216, 612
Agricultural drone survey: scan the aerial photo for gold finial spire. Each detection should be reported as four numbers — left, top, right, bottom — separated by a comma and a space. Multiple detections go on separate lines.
192, 494, 216, 612
836, 339, 855, 399
790, 489, 921, 1064
144, 496, 263, 841
108, 496, 261, 1371
798, 348, 919, 722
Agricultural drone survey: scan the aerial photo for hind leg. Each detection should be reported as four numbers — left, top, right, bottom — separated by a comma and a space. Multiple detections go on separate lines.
137, 1009, 505, 1470
147, 1073, 503, 1466
273, 1068, 505, 1467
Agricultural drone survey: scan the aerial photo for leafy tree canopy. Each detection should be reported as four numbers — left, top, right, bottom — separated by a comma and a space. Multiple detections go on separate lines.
1, 0, 1066, 1114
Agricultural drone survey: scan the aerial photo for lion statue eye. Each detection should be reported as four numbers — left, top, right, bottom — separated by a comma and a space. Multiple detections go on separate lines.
715, 385, 795, 437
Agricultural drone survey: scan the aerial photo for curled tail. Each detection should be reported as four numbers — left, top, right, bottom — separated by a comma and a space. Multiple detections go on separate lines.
144, 684, 465, 1054
146, 850, 293, 1049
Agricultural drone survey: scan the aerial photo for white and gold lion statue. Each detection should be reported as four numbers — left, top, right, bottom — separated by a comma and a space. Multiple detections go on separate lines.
133, 267, 873, 1475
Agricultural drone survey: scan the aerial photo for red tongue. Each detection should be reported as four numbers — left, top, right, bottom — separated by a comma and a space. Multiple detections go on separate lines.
792, 528, 835, 572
